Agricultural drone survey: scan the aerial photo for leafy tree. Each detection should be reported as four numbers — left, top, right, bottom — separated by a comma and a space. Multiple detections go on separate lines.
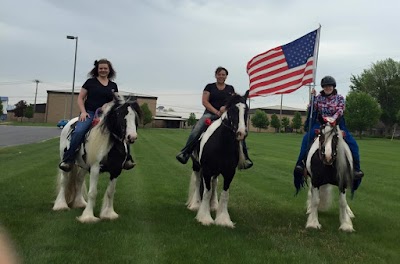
345, 91, 381, 138
350, 58, 400, 134
140, 103, 153, 127
0, 100, 3, 114
291, 112, 302, 132
270, 114, 281, 132
250, 110, 269, 132
281, 117, 290, 132
187, 113, 197, 127
14, 100, 28, 122
24, 105, 34, 119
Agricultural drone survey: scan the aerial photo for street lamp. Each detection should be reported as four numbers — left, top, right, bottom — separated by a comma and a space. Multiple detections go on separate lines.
66, 35, 78, 119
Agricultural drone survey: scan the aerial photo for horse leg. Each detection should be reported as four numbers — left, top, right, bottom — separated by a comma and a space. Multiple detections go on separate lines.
195, 172, 214, 226
53, 170, 70, 211
306, 186, 322, 229
215, 172, 235, 228
77, 164, 100, 223
318, 184, 333, 212
100, 178, 119, 220
186, 170, 201, 211
71, 168, 87, 208
338, 192, 355, 232
210, 177, 219, 211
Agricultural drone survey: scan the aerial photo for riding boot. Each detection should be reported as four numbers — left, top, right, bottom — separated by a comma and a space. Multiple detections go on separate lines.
353, 159, 364, 180
176, 137, 198, 164
121, 143, 136, 170
294, 160, 305, 174
238, 141, 253, 169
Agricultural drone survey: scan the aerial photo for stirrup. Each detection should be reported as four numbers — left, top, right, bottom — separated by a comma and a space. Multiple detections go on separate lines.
176, 152, 190, 164
59, 161, 73, 172
123, 160, 136, 170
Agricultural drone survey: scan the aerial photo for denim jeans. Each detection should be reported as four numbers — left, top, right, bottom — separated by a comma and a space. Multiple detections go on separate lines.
62, 111, 95, 163
183, 112, 214, 147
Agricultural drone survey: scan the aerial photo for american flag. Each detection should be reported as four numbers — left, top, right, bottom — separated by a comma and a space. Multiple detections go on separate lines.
247, 28, 320, 98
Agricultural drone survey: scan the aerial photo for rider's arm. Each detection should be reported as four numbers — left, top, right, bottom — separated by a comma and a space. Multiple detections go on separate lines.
202, 91, 220, 116
332, 95, 345, 120
77, 88, 88, 120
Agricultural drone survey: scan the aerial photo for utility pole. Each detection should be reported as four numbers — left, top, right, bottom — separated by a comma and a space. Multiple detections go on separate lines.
33, 79, 40, 118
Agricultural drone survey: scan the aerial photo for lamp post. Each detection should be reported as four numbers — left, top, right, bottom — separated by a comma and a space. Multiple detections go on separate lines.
33, 79, 40, 118
66, 35, 78, 119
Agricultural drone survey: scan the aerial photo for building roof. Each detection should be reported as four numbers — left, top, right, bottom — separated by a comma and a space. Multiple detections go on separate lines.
47, 90, 157, 99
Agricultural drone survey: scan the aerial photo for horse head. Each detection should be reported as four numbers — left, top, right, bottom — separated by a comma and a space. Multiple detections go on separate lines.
100, 95, 142, 144
223, 90, 249, 141
317, 115, 340, 166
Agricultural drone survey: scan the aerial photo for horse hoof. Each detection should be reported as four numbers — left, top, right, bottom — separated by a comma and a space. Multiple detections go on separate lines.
100, 211, 119, 220
76, 215, 100, 223
339, 224, 355, 232
72, 201, 87, 209
306, 223, 322, 229
215, 218, 235, 228
196, 216, 214, 226
52, 204, 70, 211
187, 203, 200, 211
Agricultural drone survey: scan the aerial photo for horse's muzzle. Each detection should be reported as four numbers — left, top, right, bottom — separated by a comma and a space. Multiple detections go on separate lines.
126, 134, 137, 144
236, 131, 247, 141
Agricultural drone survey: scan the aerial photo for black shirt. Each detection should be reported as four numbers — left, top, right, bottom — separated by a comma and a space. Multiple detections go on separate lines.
82, 78, 118, 111
203, 83, 235, 114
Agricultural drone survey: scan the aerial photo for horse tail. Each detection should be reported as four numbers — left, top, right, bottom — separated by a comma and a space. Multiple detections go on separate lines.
318, 184, 333, 211
56, 166, 86, 206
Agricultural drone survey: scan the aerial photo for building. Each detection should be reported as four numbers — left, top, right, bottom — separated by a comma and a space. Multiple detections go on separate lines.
45, 90, 157, 124
154, 110, 203, 128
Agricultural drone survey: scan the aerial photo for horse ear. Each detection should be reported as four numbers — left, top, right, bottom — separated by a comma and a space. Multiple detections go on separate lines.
113, 93, 125, 104
244, 90, 250, 100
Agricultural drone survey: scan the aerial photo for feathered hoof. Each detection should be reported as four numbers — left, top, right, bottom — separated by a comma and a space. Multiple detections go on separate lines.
187, 203, 200, 211
306, 221, 322, 230
71, 200, 87, 209
196, 215, 214, 226
52, 203, 70, 211
100, 211, 119, 220
215, 218, 235, 228
339, 224, 355, 232
76, 215, 100, 223
346, 206, 355, 218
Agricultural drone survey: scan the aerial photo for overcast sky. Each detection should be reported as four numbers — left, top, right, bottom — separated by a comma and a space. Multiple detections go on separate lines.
1, 0, 399, 114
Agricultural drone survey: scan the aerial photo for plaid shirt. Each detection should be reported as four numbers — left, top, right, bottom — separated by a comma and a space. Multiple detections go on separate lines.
313, 92, 345, 121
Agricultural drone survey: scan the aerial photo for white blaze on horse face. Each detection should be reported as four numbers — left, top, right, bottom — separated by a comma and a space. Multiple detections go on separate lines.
125, 107, 138, 143
236, 102, 247, 141
322, 125, 334, 163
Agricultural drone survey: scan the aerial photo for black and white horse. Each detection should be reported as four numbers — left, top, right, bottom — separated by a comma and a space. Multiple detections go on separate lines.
305, 116, 355, 232
52, 96, 141, 223
186, 91, 249, 228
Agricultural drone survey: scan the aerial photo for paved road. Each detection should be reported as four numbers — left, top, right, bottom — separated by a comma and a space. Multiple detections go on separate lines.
0, 126, 62, 147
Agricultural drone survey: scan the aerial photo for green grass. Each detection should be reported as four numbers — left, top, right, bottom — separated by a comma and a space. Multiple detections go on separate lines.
0, 129, 399, 264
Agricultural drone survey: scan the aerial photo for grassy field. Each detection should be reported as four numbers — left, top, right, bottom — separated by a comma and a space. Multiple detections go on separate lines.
0, 129, 399, 264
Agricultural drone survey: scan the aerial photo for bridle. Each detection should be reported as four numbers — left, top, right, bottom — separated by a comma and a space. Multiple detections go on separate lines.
317, 123, 339, 166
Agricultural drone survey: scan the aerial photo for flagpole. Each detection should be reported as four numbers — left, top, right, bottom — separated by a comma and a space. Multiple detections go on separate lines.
307, 25, 322, 144
279, 94, 283, 133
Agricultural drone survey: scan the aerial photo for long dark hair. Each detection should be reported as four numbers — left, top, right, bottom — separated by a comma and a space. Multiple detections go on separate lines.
88, 58, 116, 80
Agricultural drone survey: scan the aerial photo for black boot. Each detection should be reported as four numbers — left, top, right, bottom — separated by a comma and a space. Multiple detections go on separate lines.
238, 141, 253, 170
354, 170, 364, 180
294, 162, 304, 174
176, 151, 191, 164
59, 161, 73, 172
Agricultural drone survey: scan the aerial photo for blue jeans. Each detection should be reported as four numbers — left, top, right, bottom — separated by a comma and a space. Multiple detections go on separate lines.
62, 111, 94, 163
183, 112, 214, 147
296, 118, 361, 171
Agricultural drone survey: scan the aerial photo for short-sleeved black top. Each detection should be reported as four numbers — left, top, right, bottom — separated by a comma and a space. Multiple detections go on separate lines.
82, 78, 118, 111
203, 83, 235, 114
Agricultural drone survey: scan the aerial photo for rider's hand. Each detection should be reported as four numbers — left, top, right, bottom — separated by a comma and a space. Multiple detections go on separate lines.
311, 88, 316, 96
79, 111, 90, 122
219, 106, 226, 113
